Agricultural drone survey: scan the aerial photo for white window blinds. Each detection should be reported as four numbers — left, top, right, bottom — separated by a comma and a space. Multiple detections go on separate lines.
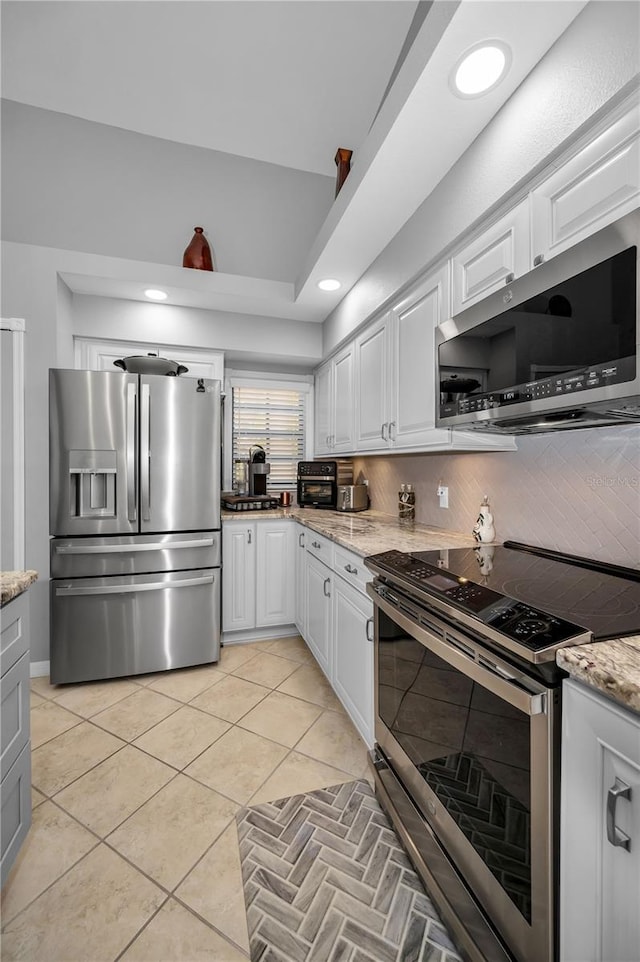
232, 385, 306, 489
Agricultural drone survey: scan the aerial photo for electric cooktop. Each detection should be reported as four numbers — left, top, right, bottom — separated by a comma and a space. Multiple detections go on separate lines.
365, 540, 640, 654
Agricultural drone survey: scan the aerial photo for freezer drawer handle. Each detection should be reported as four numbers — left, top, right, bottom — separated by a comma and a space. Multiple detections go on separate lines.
55, 573, 214, 596
54, 538, 215, 555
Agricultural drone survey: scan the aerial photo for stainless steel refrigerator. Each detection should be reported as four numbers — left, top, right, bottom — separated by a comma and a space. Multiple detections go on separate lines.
49, 369, 221, 684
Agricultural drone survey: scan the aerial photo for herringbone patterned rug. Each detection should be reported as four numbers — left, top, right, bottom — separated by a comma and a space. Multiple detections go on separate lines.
236, 779, 463, 962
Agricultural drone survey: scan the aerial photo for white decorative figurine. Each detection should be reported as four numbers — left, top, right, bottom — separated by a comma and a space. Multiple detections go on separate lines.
473, 496, 496, 544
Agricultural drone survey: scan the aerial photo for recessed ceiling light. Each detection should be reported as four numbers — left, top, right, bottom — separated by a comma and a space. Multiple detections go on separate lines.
144, 288, 168, 301
451, 41, 511, 98
317, 278, 341, 292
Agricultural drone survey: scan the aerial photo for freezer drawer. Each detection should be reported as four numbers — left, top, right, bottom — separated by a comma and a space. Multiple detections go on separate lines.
50, 568, 221, 684
50, 531, 221, 578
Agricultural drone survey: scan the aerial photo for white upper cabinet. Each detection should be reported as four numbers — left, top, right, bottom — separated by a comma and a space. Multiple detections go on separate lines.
451, 199, 530, 316
332, 343, 355, 452
354, 312, 392, 450
390, 265, 451, 450
314, 359, 333, 456
74, 338, 224, 381
532, 99, 640, 266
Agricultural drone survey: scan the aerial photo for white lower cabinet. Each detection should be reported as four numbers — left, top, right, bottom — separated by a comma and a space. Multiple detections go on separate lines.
332, 576, 374, 747
304, 552, 332, 677
294, 523, 307, 634
561, 679, 640, 962
222, 520, 294, 636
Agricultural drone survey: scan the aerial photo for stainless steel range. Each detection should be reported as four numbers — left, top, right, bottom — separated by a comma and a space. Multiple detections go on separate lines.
365, 542, 640, 962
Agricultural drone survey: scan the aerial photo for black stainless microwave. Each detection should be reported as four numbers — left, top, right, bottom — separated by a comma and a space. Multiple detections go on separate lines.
436, 211, 640, 434
297, 461, 338, 508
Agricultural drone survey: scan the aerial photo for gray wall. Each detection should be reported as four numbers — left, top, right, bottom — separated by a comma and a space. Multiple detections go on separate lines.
1, 100, 334, 283
324, 0, 640, 353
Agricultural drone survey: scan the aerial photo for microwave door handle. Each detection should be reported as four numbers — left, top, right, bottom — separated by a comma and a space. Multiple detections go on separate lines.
126, 383, 137, 522
140, 383, 151, 522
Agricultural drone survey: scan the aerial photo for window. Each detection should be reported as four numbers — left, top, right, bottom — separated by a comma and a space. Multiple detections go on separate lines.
230, 378, 310, 490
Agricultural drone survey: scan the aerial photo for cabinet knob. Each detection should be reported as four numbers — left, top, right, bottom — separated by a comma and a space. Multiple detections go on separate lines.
312, 540, 321, 549
606, 777, 632, 851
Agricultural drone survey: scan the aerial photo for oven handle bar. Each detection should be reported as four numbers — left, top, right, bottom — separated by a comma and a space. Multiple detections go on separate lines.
371, 587, 547, 717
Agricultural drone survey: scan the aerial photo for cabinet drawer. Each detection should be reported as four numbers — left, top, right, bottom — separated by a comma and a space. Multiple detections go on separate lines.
334, 545, 371, 595
1, 741, 32, 888
0, 592, 29, 676
1, 651, 30, 781
305, 530, 334, 565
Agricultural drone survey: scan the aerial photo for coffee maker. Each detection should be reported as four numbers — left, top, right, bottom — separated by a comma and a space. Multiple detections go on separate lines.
248, 445, 270, 496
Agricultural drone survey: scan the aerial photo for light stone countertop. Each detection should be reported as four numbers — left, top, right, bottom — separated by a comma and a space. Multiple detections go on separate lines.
557, 636, 640, 715
1, 570, 38, 607
221, 507, 477, 557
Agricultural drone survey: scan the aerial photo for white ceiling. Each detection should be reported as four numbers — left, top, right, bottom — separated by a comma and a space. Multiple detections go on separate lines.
1, 0, 418, 176
1, 0, 588, 321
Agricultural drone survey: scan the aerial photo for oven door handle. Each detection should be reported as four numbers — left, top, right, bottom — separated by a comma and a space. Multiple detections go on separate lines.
372, 589, 547, 717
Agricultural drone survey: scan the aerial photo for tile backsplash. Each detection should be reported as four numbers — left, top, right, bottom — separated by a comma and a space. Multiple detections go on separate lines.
354, 425, 640, 567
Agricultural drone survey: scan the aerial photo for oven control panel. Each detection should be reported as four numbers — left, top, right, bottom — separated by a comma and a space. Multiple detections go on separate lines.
366, 550, 586, 650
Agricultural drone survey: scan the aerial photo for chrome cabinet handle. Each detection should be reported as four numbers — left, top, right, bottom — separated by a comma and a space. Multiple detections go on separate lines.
607, 777, 632, 851
312, 540, 321, 549
381, 422, 388, 441
366, 617, 374, 642
299, 533, 304, 547
247, 529, 252, 544
505, 272, 515, 284
344, 563, 358, 575
533, 253, 545, 267
323, 577, 331, 597
389, 421, 396, 440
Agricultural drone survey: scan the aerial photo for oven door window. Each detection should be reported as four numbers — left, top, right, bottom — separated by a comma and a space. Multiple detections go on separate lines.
300, 481, 333, 504
378, 610, 532, 923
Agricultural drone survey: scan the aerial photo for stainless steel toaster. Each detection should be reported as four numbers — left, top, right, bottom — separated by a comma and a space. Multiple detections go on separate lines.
336, 484, 369, 512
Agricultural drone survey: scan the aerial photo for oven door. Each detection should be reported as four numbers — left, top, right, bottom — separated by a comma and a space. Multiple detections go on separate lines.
297, 478, 336, 508
371, 585, 558, 962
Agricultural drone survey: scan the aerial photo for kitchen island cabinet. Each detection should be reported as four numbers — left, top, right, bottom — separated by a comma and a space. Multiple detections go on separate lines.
560, 678, 640, 962
1, 576, 36, 888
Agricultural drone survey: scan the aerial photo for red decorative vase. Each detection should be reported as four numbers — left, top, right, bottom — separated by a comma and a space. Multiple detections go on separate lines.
334, 148, 353, 198
183, 227, 214, 271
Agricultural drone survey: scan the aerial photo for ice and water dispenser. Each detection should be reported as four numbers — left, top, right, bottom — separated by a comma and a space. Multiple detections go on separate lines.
68, 450, 118, 519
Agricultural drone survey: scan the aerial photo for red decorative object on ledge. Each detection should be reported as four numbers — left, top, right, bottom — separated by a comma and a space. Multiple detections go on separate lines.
183, 227, 214, 271
334, 148, 353, 198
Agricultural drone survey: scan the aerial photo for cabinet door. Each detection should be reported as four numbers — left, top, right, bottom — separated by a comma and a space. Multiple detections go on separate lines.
332, 344, 355, 452
561, 679, 640, 962
294, 525, 307, 634
532, 102, 640, 266
222, 524, 255, 632
355, 313, 391, 450
332, 577, 374, 747
255, 522, 294, 627
305, 552, 332, 677
314, 360, 333, 456
451, 200, 530, 315
390, 266, 452, 450
74, 338, 224, 380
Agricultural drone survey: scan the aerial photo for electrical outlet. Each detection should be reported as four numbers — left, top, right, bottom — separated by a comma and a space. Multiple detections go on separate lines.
437, 485, 449, 509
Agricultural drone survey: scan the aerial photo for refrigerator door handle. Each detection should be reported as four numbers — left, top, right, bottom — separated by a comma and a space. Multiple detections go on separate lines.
126, 383, 137, 522
55, 573, 214, 596
140, 383, 151, 521
54, 537, 215, 555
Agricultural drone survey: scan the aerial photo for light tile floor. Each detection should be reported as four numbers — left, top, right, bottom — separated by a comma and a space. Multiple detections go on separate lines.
1, 636, 372, 962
